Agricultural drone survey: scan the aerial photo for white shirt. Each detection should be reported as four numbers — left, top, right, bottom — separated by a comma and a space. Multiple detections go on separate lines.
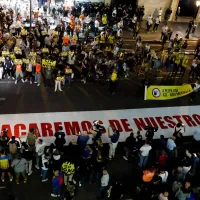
101, 174, 109, 186
182, 166, 191, 175
132, 16, 137, 23
192, 60, 198, 68
41, 154, 49, 170
155, 17, 160, 24
158, 9, 163, 16
140, 144, 152, 156
159, 193, 168, 200
15, 20, 21, 29
35, 142, 46, 156
159, 171, 168, 183
175, 126, 184, 134
166, 138, 176, 151
95, 20, 100, 28
194, 127, 200, 141
162, 26, 168, 33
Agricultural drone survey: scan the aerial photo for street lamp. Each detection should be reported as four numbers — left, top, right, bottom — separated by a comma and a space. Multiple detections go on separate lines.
195, 0, 200, 19
30, 0, 32, 28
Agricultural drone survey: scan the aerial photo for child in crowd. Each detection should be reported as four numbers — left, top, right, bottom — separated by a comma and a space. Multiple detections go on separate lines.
51, 170, 64, 197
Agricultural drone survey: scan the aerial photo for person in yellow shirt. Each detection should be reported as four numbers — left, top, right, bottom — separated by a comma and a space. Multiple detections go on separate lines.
54, 72, 64, 92
180, 54, 189, 77
109, 69, 117, 94
102, 14, 107, 26
0, 151, 13, 182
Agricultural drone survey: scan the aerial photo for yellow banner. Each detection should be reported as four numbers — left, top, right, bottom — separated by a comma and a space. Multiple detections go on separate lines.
146, 84, 193, 100
14, 59, 22, 64
42, 59, 56, 68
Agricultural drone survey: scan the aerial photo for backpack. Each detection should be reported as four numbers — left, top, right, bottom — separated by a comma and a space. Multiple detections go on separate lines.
9, 142, 17, 154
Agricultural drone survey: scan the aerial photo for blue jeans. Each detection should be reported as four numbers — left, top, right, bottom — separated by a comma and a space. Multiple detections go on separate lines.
98, 186, 106, 197
41, 169, 48, 180
35, 73, 41, 84
52, 187, 61, 195
65, 77, 71, 88
193, 156, 200, 170
139, 155, 148, 168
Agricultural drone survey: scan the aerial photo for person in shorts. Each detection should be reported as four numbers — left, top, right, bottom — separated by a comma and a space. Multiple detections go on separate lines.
0, 150, 13, 182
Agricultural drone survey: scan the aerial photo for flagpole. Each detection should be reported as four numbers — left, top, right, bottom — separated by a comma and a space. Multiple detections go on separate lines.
144, 85, 147, 100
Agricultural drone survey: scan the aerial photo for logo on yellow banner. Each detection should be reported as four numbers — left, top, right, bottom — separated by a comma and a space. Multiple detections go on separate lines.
146, 84, 193, 100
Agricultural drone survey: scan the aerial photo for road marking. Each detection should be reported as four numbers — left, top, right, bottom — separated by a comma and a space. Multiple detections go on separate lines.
0, 81, 15, 83
0, 98, 5, 100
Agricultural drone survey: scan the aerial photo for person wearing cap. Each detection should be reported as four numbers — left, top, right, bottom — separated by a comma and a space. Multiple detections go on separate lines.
54, 126, 66, 152
108, 125, 120, 160
109, 69, 117, 94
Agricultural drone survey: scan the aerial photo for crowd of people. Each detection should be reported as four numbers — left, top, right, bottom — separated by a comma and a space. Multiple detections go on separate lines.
0, 118, 200, 200
0, 2, 198, 96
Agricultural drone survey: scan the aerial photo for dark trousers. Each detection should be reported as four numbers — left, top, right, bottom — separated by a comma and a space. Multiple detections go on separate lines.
45, 78, 52, 87
109, 81, 116, 93
189, 67, 197, 78
180, 66, 186, 77
153, 24, 159, 31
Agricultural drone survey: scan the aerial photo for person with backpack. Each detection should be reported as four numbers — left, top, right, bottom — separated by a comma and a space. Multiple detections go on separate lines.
54, 126, 66, 152
8, 136, 20, 160
51, 170, 64, 197
0, 150, 13, 182
41, 152, 50, 182
11, 153, 27, 184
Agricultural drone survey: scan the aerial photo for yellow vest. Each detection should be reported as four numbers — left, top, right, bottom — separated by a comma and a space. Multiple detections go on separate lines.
182, 56, 189, 67
102, 17, 107, 25
108, 36, 114, 44
56, 76, 64, 81
111, 72, 117, 82
65, 69, 72, 74
175, 54, 181, 65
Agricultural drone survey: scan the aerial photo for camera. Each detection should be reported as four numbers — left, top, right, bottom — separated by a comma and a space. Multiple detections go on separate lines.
93, 121, 105, 132
92, 121, 106, 143
144, 126, 158, 132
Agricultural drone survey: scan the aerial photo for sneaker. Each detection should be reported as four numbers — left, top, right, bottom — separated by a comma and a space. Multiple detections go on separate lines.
8, 76, 10, 79
83, 80, 86, 84
106, 157, 112, 160
24, 179, 27, 183
28, 171, 33, 176
59, 89, 62, 92
16, 181, 19, 185
35, 165, 39, 169
15, 80, 17, 84
34, 81, 37, 83
1, 178, 5, 182
57, 195, 60, 197
123, 156, 128, 161
25, 79, 28, 82
30, 81, 32, 84
42, 178, 48, 182
22, 79, 24, 83
79, 182, 82, 187
37, 84, 40, 86
51, 194, 57, 197
12, 77, 15, 80
9, 176, 13, 182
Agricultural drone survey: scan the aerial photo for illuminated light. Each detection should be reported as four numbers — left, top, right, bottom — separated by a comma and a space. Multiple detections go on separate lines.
196, 0, 200, 7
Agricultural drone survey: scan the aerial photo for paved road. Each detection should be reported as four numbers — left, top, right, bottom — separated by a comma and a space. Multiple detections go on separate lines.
0, 75, 199, 115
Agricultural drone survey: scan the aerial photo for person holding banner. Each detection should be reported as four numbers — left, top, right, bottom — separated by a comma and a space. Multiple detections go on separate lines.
25, 62, 33, 84
35, 63, 41, 86
190, 79, 200, 103
55, 72, 64, 92
15, 62, 24, 84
